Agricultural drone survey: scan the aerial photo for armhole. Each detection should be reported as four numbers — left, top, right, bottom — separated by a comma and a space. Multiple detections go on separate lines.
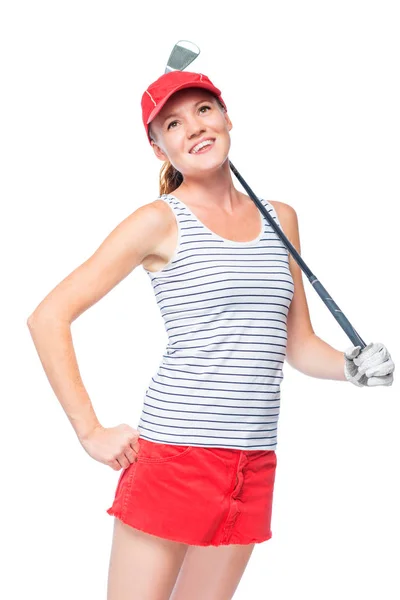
142, 197, 182, 276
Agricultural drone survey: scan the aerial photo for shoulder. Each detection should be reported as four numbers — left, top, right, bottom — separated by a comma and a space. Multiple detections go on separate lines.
268, 200, 298, 236
129, 198, 175, 230
137, 197, 170, 218
107, 198, 175, 256
268, 199, 297, 221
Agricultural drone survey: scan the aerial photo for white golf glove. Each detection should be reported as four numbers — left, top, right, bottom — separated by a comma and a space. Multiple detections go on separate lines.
344, 342, 395, 387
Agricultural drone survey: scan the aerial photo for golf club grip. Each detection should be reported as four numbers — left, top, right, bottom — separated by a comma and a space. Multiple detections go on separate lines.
229, 160, 366, 350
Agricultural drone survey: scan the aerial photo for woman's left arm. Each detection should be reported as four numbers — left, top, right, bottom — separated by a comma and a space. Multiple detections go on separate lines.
273, 201, 394, 386
271, 201, 347, 381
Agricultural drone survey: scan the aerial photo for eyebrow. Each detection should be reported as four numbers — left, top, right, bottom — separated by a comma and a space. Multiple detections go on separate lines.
162, 99, 213, 123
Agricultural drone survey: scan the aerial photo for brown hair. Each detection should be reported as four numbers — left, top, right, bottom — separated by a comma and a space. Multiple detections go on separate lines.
149, 95, 226, 196
156, 160, 183, 196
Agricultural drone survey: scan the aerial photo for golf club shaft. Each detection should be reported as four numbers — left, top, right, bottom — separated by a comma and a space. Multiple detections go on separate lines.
229, 160, 366, 349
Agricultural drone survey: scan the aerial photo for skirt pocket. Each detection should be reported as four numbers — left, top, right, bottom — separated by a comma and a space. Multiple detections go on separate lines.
136, 438, 194, 464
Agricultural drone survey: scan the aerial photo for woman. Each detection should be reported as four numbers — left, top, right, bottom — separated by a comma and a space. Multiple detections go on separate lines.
27, 70, 394, 600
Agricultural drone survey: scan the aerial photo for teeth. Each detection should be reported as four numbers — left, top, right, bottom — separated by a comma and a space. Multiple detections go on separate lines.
191, 139, 214, 154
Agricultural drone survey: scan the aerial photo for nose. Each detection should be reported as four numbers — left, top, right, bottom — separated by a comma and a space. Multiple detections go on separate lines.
186, 114, 205, 139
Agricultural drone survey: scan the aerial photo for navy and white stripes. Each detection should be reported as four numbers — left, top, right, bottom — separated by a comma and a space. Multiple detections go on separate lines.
137, 193, 294, 450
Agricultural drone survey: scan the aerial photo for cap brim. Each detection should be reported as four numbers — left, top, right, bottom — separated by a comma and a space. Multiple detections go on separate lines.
146, 81, 223, 125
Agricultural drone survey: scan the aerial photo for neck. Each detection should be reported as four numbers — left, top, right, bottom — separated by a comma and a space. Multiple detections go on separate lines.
174, 159, 243, 211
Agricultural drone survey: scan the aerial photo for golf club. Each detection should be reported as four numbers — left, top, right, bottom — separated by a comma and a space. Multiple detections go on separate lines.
165, 40, 200, 73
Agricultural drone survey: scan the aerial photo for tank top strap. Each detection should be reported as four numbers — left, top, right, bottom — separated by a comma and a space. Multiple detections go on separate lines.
159, 193, 270, 247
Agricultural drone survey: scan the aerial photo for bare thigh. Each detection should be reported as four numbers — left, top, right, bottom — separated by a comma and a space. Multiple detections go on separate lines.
107, 518, 189, 600
170, 543, 256, 600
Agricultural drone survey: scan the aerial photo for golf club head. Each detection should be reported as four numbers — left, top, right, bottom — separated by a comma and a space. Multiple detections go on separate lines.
165, 40, 200, 73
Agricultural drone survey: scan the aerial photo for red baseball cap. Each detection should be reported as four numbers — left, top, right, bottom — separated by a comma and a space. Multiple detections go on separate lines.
141, 71, 228, 144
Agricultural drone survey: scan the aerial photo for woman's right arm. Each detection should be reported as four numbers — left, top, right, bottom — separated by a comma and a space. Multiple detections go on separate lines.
27, 200, 172, 468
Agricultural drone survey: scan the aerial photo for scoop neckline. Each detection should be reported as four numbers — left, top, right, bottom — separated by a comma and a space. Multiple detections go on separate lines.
164, 193, 264, 246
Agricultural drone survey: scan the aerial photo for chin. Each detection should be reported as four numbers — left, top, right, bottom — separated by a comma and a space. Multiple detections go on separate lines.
184, 148, 230, 174
185, 160, 227, 176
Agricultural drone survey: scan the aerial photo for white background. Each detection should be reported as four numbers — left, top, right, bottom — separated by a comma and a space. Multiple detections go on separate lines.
1, 1, 399, 598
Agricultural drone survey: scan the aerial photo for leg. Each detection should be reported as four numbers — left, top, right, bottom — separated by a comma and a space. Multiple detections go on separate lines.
107, 518, 189, 600
170, 543, 256, 600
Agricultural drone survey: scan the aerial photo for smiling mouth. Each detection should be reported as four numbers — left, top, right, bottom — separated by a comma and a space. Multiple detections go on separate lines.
190, 140, 216, 155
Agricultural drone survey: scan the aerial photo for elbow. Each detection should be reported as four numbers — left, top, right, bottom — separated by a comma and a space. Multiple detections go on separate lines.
27, 308, 44, 328
285, 332, 316, 371
285, 351, 299, 371
27, 312, 44, 334
27, 301, 46, 327
27, 308, 67, 330
27, 313, 36, 328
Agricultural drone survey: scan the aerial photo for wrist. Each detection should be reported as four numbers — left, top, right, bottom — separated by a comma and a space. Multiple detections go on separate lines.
71, 412, 102, 441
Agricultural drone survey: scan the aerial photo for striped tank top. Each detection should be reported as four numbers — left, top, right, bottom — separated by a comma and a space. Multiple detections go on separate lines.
137, 193, 294, 450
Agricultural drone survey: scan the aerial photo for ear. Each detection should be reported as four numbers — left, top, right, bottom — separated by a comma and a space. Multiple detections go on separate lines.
151, 141, 168, 162
223, 111, 233, 132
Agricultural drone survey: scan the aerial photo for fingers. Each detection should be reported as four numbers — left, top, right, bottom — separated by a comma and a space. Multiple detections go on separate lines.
130, 440, 141, 454
115, 440, 141, 470
367, 373, 394, 387
118, 443, 141, 468
357, 349, 390, 376
130, 441, 140, 461
344, 345, 361, 360
365, 358, 395, 378
353, 342, 385, 367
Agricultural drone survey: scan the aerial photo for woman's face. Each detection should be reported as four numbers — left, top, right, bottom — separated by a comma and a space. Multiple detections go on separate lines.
149, 87, 233, 177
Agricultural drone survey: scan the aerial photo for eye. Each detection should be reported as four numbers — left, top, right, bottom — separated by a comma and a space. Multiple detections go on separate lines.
166, 105, 212, 130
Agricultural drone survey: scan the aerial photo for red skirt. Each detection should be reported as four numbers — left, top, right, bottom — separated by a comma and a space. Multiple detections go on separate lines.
106, 437, 277, 546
